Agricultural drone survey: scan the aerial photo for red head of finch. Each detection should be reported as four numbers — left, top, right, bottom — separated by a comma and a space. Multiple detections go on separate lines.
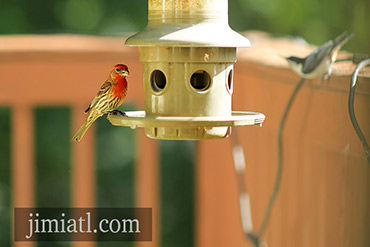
72, 64, 129, 142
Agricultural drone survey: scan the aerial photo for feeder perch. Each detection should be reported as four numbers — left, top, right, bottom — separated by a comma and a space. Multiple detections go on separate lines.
108, 0, 266, 140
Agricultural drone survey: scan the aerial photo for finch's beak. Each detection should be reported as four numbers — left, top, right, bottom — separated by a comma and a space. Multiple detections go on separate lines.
123, 70, 130, 76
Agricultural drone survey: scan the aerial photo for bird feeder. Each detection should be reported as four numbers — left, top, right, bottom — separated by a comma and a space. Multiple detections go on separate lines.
108, 0, 265, 140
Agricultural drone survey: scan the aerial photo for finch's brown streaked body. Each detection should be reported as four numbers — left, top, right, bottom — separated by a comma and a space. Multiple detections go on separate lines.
72, 64, 129, 142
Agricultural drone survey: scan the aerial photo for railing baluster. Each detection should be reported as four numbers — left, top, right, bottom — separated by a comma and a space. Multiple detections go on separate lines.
12, 105, 35, 247
71, 104, 96, 247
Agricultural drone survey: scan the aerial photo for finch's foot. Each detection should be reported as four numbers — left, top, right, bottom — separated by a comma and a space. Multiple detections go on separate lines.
109, 110, 127, 116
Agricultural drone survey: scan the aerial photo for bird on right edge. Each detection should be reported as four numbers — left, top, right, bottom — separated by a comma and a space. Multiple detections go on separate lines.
285, 32, 354, 80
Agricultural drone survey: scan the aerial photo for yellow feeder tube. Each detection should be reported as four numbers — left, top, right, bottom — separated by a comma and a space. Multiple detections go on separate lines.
108, 0, 265, 140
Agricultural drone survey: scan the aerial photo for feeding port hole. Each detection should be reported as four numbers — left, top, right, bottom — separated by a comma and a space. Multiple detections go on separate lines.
151, 69, 167, 92
227, 69, 233, 92
190, 70, 211, 91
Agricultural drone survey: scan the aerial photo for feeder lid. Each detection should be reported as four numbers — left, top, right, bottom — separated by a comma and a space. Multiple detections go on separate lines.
125, 21, 251, 48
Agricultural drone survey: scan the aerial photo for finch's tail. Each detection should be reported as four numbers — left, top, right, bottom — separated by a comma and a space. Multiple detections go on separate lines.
71, 116, 99, 142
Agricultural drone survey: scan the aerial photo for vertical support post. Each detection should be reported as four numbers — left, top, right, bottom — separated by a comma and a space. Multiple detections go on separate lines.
71, 105, 96, 247
136, 129, 159, 247
12, 105, 35, 247
196, 139, 245, 247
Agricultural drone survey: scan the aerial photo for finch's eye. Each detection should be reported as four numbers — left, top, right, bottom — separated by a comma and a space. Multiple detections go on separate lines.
115, 68, 121, 72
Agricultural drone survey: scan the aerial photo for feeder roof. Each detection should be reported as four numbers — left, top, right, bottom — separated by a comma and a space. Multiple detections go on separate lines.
125, 21, 251, 48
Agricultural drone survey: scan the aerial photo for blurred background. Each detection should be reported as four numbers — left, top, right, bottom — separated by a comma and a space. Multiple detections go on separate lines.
0, 0, 369, 52
0, 0, 369, 247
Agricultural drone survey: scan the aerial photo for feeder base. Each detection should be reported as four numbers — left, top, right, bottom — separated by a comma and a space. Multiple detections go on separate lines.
145, 126, 231, 140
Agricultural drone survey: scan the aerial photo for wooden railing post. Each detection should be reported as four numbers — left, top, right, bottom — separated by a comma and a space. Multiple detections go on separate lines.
12, 104, 35, 247
136, 129, 159, 247
71, 104, 96, 247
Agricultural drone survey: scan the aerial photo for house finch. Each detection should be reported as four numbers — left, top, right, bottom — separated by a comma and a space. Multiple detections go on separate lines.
72, 64, 129, 142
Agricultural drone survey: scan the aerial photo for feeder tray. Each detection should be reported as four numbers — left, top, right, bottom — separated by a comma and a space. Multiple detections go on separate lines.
108, 111, 265, 140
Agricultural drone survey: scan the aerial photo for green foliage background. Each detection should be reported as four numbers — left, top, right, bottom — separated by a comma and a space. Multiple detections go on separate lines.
0, 0, 369, 52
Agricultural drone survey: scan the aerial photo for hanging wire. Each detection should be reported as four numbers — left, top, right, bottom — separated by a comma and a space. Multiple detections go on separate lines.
231, 129, 261, 247
231, 78, 305, 247
258, 78, 305, 237
348, 58, 370, 165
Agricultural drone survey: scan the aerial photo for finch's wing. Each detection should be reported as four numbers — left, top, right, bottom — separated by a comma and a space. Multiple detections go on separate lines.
84, 80, 112, 113
302, 40, 333, 74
